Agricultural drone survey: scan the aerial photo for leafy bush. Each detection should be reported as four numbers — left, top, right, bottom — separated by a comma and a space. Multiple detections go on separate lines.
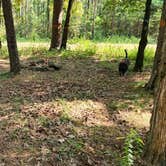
120, 129, 144, 166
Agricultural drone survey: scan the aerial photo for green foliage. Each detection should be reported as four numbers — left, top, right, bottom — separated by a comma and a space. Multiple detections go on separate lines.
70, 0, 84, 38
120, 129, 144, 166
37, 115, 52, 128
12, 0, 50, 39
96, 35, 139, 43
0, 0, 161, 41
0, 72, 11, 80
0, 47, 8, 59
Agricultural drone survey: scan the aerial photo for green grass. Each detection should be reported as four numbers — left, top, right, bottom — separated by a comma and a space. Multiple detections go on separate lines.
17, 37, 50, 43
97, 35, 140, 44
0, 47, 8, 59
0, 39, 153, 165
0, 41, 155, 75
70, 35, 157, 44
0, 39, 155, 61
37, 115, 52, 128
0, 72, 12, 80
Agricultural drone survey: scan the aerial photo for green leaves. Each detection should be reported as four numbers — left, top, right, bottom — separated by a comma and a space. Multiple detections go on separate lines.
120, 129, 144, 166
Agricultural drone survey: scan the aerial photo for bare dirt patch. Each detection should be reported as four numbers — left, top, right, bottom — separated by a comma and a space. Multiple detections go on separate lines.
0, 59, 9, 71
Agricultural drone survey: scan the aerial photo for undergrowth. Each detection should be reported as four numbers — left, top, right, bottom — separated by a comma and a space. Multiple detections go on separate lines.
120, 129, 144, 166
0, 40, 155, 67
0, 40, 152, 165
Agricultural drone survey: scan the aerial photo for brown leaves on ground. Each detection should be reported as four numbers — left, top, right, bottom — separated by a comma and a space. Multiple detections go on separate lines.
0, 56, 152, 165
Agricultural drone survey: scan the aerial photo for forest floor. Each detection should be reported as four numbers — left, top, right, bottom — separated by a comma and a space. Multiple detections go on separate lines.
0, 42, 153, 166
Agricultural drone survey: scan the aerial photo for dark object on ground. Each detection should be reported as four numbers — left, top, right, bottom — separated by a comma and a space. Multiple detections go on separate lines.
36, 59, 45, 64
119, 49, 130, 76
48, 61, 61, 70
29, 61, 36, 66
29, 59, 46, 66
21, 60, 62, 71
30, 66, 50, 71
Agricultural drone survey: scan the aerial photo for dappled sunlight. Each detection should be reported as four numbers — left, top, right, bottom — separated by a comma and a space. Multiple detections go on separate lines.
68, 100, 113, 127
0, 98, 119, 165
21, 99, 113, 127
117, 110, 151, 129
18, 42, 49, 48
0, 59, 9, 71
0, 44, 154, 165
0, 0, 163, 163
132, 72, 151, 82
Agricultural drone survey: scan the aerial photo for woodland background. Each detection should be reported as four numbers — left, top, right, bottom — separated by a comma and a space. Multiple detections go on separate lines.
0, 0, 166, 166
0, 0, 163, 42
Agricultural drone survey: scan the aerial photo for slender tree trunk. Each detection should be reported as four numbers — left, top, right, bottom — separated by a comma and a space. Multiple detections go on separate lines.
85, 0, 90, 38
46, 0, 50, 37
87, 0, 90, 9
50, 0, 63, 50
145, 1, 166, 91
91, 0, 97, 39
2, 0, 20, 74
111, 10, 115, 34
133, 0, 152, 72
143, 2, 166, 165
60, 0, 74, 49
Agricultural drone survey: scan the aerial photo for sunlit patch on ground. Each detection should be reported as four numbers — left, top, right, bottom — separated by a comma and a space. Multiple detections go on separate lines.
0, 43, 153, 165
117, 110, 151, 129
0, 59, 9, 71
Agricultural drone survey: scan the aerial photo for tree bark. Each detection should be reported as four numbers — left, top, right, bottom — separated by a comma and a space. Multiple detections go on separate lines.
145, 1, 166, 91
91, 0, 97, 39
50, 0, 63, 50
143, 1, 166, 165
144, 52, 166, 166
2, 0, 20, 74
133, 0, 152, 72
60, 0, 74, 49
46, 0, 50, 37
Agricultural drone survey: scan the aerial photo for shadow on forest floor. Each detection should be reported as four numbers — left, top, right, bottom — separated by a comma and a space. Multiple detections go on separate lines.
0, 51, 153, 165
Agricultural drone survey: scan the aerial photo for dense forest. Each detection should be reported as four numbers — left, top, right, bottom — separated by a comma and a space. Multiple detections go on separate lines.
0, 0, 163, 41
0, 0, 166, 166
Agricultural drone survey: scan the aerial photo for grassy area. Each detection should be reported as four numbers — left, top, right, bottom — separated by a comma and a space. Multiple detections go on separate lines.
1, 39, 156, 67
0, 41, 153, 165
1, 35, 154, 44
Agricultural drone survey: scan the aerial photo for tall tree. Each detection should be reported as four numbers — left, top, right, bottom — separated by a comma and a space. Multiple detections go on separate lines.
143, 1, 166, 165
133, 0, 152, 72
2, 0, 20, 74
91, 0, 97, 39
46, 0, 50, 37
50, 0, 63, 50
61, 0, 74, 49
145, 0, 165, 91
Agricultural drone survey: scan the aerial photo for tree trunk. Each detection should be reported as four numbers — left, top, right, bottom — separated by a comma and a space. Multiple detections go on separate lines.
50, 0, 63, 50
2, 0, 20, 74
91, 0, 97, 39
145, 0, 166, 91
46, 0, 50, 37
133, 0, 152, 72
143, 1, 166, 165
85, 0, 90, 38
60, 0, 74, 49
144, 53, 166, 166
